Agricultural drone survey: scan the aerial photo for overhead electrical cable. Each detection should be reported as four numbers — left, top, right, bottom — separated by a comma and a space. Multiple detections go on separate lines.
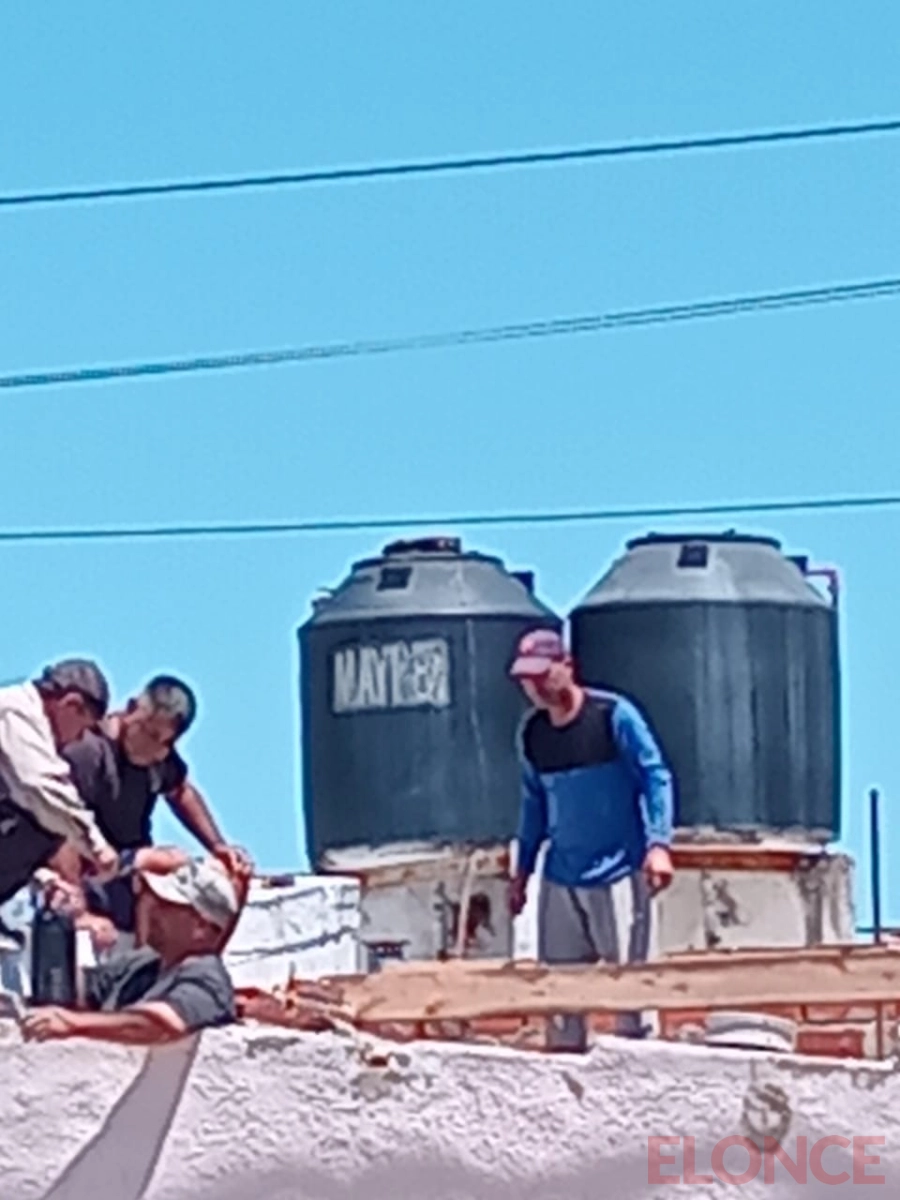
2, 275, 900, 393
2, 116, 899, 211
1, 494, 898, 546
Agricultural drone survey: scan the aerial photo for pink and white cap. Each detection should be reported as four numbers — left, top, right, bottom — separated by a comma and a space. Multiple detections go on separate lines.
509, 629, 567, 679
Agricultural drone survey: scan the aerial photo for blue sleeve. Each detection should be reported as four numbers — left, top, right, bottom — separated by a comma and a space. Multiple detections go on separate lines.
515, 719, 547, 878
611, 698, 674, 847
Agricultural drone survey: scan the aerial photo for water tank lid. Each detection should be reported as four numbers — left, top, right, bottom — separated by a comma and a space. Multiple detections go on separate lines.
382, 536, 462, 557
626, 531, 782, 551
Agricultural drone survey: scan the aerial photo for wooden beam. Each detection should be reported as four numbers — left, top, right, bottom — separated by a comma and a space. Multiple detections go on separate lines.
320, 946, 900, 1024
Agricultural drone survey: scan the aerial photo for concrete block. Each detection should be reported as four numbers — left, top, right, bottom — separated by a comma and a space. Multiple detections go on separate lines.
224, 875, 361, 988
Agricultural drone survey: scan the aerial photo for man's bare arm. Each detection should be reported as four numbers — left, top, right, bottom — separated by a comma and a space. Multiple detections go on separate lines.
166, 781, 253, 876
21, 1002, 187, 1045
165, 780, 226, 852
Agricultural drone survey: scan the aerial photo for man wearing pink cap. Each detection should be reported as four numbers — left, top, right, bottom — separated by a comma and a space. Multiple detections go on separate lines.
508, 629, 674, 1050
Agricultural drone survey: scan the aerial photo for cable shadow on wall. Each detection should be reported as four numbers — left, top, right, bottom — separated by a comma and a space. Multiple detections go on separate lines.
40, 1035, 199, 1200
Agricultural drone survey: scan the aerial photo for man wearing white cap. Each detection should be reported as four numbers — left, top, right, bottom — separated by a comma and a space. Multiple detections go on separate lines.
22, 857, 240, 1044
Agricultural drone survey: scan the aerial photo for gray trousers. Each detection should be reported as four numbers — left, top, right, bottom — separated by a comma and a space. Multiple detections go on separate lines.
538, 872, 652, 1050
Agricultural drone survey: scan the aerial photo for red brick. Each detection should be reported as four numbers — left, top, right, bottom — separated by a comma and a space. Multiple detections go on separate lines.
364, 1021, 421, 1042
744, 1004, 806, 1023
463, 1016, 547, 1048
588, 1011, 621, 1034
466, 1016, 526, 1038
796, 1027, 866, 1058
803, 1004, 880, 1023
511, 1019, 547, 1049
420, 1019, 467, 1041
659, 1009, 711, 1038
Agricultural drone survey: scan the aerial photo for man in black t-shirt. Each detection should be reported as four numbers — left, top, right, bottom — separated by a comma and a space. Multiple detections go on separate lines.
58, 674, 250, 879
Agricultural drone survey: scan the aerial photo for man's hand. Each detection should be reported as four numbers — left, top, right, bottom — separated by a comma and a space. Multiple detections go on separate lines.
134, 846, 191, 875
42, 874, 87, 919
91, 844, 121, 881
643, 845, 674, 895
21, 1006, 80, 1042
77, 913, 119, 954
507, 874, 529, 918
213, 844, 254, 881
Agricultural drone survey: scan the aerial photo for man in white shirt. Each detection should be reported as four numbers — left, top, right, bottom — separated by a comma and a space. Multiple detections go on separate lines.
0, 660, 119, 918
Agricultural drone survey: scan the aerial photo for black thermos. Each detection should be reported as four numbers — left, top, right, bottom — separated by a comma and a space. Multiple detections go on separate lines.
30, 898, 77, 1006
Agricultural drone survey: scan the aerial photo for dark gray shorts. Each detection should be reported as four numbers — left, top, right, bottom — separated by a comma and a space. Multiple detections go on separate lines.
538, 872, 652, 1048
538, 872, 652, 966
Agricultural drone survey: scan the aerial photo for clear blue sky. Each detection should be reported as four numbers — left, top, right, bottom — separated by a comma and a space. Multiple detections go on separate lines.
2, 5, 898, 922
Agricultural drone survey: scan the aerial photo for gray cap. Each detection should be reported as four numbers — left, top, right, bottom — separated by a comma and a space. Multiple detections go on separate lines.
35, 658, 110, 717
142, 858, 239, 930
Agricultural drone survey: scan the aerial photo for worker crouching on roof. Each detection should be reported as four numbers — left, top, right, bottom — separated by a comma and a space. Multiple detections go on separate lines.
507, 630, 675, 1051
0, 660, 119, 938
22, 856, 248, 1045
8, 673, 251, 960
56, 674, 252, 885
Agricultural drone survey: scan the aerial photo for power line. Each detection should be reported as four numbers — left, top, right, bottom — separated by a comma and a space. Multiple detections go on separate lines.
3, 275, 900, 393
2, 116, 899, 211
1, 493, 898, 546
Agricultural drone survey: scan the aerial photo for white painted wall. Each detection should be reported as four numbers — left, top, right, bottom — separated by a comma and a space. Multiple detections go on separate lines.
655, 854, 855, 953
221, 851, 855, 985
224, 876, 360, 987
1, 1019, 898, 1199
360, 875, 512, 964
515, 852, 855, 960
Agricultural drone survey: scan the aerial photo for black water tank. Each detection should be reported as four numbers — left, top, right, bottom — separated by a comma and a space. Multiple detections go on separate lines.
300, 537, 560, 863
570, 532, 840, 839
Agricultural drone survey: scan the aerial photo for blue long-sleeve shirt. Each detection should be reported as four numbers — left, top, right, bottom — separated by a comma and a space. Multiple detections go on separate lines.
515, 688, 674, 888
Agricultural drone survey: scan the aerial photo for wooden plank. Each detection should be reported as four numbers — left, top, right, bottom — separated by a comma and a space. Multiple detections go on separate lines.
320, 946, 900, 1024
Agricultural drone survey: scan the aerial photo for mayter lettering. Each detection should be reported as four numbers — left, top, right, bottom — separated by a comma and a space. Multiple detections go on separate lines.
331, 638, 451, 713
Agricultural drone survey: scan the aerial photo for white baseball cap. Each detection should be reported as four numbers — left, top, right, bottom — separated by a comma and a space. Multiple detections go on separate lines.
142, 858, 238, 930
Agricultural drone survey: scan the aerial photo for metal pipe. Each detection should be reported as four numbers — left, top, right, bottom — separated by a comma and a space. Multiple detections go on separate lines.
452, 851, 480, 959
870, 788, 882, 945
803, 565, 840, 608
